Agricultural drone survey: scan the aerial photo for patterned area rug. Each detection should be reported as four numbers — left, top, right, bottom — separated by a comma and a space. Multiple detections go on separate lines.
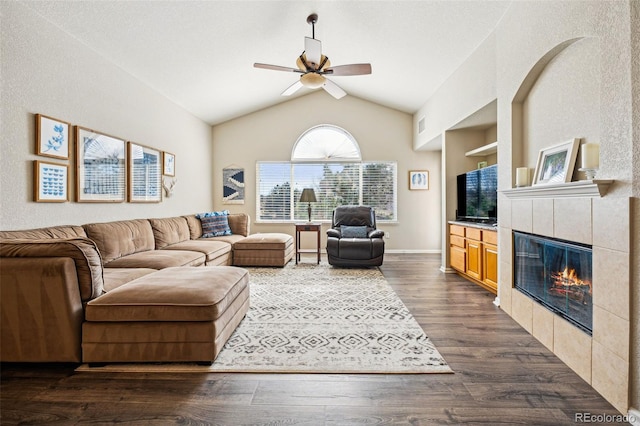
77, 263, 452, 374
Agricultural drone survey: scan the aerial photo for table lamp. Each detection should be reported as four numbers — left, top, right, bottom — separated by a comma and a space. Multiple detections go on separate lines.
299, 188, 317, 222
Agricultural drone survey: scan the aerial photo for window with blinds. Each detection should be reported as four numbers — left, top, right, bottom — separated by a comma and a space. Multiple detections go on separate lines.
256, 125, 397, 222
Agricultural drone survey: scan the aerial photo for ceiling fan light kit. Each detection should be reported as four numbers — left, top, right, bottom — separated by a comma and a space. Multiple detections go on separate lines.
254, 13, 371, 99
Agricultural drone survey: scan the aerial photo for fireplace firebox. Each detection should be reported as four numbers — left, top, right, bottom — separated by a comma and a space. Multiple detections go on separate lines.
513, 231, 593, 334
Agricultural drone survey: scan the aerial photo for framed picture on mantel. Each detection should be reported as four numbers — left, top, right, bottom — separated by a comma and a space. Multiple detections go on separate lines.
532, 139, 579, 186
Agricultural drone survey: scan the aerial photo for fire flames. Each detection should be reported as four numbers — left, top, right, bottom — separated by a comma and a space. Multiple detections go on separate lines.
549, 267, 592, 304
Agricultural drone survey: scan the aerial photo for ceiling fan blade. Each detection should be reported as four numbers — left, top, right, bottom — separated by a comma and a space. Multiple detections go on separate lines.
281, 80, 304, 96
323, 63, 372, 76
304, 37, 322, 67
322, 79, 346, 99
254, 63, 301, 73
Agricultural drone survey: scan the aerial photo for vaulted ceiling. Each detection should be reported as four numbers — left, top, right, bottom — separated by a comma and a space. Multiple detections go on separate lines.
23, 1, 511, 125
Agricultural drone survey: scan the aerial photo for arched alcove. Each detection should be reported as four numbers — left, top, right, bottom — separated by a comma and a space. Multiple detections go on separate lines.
511, 37, 601, 184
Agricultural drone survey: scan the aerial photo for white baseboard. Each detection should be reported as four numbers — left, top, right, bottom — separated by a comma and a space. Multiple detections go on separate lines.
440, 266, 456, 273
628, 408, 640, 426
493, 297, 500, 307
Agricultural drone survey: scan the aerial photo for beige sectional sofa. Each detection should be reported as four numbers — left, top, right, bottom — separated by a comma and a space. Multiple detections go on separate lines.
0, 213, 282, 365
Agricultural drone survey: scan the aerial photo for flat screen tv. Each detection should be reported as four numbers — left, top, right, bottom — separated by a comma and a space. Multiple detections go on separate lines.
456, 164, 498, 224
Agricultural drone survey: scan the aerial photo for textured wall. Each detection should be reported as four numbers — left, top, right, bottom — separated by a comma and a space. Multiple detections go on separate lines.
212, 90, 442, 252
522, 37, 600, 181
414, 0, 637, 414
0, 2, 213, 230
630, 0, 640, 413
495, 0, 634, 414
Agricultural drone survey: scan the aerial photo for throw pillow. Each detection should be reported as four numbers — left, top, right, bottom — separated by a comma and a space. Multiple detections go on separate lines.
340, 225, 368, 238
196, 210, 232, 237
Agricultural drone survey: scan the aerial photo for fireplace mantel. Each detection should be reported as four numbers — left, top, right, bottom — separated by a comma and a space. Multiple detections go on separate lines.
501, 179, 613, 199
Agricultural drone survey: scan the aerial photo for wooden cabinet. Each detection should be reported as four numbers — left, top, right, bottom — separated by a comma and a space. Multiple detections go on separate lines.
449, 223, 497, 294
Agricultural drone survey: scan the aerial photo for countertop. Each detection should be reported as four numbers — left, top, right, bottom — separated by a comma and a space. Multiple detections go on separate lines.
448, 220, 498, 232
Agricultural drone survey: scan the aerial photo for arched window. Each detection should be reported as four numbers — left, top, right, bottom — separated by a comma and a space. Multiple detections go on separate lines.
257, 125, 397, 222
292, 125, 361, 161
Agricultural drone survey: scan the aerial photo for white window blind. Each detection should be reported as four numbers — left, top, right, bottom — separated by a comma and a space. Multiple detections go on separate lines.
257, 161, 397, 222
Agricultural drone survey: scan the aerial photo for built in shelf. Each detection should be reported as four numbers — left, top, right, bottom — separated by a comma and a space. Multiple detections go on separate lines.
501, 179, 613, 199
465, 141, 498, 157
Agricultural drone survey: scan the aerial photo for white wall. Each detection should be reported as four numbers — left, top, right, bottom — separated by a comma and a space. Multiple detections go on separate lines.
0, 2, 213, 230
414, 32, 497, 150
212, 90, 441, 252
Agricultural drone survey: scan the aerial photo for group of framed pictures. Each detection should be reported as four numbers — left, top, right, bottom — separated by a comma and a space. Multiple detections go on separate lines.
34, 113, 175, 203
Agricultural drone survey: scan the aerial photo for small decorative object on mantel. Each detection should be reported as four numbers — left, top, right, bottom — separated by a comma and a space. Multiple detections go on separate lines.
223, 166, 245, 205
162, 177, 177, 197
516, 167, 529, 187
36, 114, 71, 160
578, 142, 599, 180
409, 170, 429, 190
532, 138, 580, 186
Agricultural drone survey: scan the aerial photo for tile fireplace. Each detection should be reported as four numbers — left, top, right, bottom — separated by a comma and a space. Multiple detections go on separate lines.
513, 231, 593, 334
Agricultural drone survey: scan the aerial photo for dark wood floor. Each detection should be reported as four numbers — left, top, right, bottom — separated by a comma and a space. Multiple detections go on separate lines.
1, 254, 622, 425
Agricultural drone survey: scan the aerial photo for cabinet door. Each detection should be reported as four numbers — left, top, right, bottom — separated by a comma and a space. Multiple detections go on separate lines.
450, 245, 466, 272
466, 240, 482, 280
483, 243, 498, 291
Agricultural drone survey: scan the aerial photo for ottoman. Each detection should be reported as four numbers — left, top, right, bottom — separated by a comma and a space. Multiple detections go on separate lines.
232, 233, 294, 267
82, 266, 249, 364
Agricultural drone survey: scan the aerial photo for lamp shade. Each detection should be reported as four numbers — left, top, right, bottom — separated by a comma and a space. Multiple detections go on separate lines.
299, 188, 317, 202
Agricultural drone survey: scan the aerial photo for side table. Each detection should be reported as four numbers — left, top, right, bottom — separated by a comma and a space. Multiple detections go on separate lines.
295, 222, 321, 264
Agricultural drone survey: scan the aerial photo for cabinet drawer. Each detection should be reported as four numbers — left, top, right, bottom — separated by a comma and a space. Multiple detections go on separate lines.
450, 246, 466, 272
450, 235, 465, 248
466, 227, 482, 241
450, 225, 465, 237
483, 230, 497, 245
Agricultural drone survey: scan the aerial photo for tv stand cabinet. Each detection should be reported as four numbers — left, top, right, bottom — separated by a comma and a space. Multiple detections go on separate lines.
449, 221, 497, 294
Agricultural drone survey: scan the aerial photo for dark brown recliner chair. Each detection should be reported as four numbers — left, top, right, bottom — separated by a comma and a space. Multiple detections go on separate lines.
326, 205, 385, 267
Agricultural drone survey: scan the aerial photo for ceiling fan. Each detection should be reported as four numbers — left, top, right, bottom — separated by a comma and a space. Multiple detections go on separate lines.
254, 14, 372, 99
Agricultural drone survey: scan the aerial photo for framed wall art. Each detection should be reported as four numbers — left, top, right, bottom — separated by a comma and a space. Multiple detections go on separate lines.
36, 114, 71, 160
128, 142, 162, 203
409, 170, 429, 190
532, 138, 580, 186
163, 151, 175, 176
34, 160, 68, 202
75, 126, 126, 202
223, 166, 245, 204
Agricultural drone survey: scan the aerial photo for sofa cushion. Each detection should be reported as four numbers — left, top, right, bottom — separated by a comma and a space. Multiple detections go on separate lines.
227, 213, 250, 237
104, 249, 205, 269
85, 266, 249, 322
161, 239, 231, 263
148, 217, 190, 249
233, 233, 293, 250
0, 225, 87, 240
0, 238, 104, 301
103, 268, 157, 292
83, 219, 155, 264
196, 211, 232, 238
